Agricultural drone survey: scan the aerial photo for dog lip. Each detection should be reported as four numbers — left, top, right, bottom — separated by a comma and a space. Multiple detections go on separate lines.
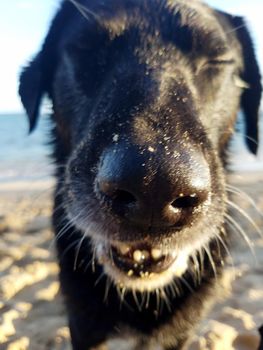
110, 241, 177, 276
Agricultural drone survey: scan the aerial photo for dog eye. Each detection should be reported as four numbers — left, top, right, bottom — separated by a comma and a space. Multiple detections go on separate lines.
196, 57, 235, 75
207, 58, 235, 65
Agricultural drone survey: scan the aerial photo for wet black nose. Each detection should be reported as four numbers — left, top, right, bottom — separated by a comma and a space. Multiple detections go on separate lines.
96, 145, 210, 229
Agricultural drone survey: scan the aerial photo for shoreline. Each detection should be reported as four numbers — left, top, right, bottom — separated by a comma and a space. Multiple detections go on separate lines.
0, 169, 262, 192
0, 178, 55, 192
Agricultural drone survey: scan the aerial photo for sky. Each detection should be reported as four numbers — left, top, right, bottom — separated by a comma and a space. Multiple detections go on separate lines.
0, 0, 262, 113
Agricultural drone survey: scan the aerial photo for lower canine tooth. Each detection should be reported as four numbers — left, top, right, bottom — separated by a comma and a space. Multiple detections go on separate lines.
151, 248, 162, 260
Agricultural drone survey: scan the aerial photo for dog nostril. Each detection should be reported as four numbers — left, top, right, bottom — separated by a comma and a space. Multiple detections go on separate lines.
113, 190, 137, 206
171, 194, 203, 209
97, 180, 137, 205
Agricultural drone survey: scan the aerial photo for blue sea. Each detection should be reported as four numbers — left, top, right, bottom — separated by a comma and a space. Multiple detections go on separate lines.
0, 113, 54, 184
0, 113, 262, 185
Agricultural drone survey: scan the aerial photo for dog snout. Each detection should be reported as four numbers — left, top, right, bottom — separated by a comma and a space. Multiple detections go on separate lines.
96, 144, 211, 229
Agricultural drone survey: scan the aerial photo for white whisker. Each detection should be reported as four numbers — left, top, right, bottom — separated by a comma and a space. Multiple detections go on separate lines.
103, 276, 112, 303
67, 0, 101, 22
59, 238, 80, 260
132, 289, 142, 312
226, 199, 262, 237
179, 276, 194, 294
215, 233, 234, 269
226, 185, 263, 218
204, 245, 217, 280
94, 271, 105, 287
160, 288, 172, 312
155, 289, 160, 317
224, 213, 256, 260
73, 234, 86, 270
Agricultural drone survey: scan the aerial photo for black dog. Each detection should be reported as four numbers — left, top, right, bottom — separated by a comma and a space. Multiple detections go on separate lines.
19, 1, 262, 349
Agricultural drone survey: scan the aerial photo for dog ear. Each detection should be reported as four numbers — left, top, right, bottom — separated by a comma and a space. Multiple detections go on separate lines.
219, 13, 262, 154
19, 25, 60, 132
19, 2, 74, 132
19, 54, 46, 132
233, 16, 262, 154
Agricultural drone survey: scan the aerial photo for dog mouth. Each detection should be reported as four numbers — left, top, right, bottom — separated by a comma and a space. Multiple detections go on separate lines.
95, 239, 190, 291
110, 241, 176, 277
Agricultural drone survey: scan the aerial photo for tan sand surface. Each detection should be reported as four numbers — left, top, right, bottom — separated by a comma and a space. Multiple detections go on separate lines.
0, 172, 262, 350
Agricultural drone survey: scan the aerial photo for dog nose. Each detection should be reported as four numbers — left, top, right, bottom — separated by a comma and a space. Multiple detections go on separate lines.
96, 145, 210, 228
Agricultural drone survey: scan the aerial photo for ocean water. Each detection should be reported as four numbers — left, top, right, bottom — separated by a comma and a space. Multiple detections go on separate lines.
0, 112, 262, 185
0, 113, 54, 183
228, 112, 263, 172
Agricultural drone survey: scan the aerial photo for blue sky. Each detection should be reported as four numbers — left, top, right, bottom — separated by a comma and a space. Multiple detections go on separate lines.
0, 0, 262, 113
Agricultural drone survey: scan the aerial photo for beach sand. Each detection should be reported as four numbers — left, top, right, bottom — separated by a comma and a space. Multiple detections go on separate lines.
0, 172, 263, 350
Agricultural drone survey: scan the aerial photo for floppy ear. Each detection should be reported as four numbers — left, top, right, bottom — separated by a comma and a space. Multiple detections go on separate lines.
19, 54, 46, 132
19, 1, 74, 132
236, 17, 262, 155
221, 14, 262, 154
233, 16, 262, 154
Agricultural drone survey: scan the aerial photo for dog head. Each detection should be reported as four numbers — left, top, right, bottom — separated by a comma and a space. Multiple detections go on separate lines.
19, 0, 261, 292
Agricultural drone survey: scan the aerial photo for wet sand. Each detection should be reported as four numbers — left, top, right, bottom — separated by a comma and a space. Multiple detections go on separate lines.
0, 172, 262, 350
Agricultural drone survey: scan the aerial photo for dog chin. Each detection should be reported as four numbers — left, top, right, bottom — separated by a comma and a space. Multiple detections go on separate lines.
92, 238, 193, 292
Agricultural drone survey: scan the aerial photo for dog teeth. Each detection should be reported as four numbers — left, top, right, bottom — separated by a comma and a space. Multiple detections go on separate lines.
118, 243, 130, 255
141, 250, 150, 260
133, 248, 164, 262
133, 250, 143, 262
151, 248, 162, 260
140, 271, 150, 278
114, 243, 176, 266
133, 249, 151, 262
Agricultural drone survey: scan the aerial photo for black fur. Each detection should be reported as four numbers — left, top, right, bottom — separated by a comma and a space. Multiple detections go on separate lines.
19, 1, 261, 349
259, 325, 263, 350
